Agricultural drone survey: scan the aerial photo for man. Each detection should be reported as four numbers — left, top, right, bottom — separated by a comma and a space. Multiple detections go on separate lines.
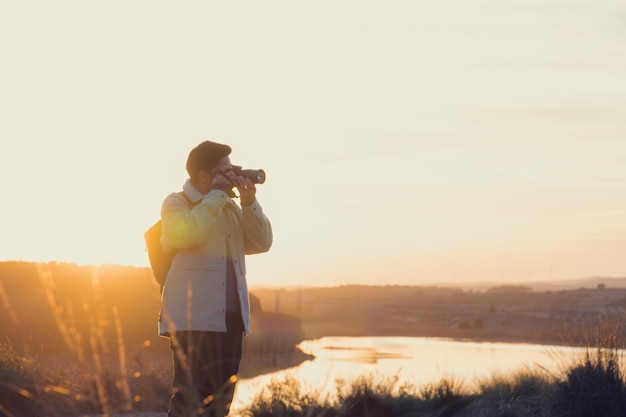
158, 140, 273, 417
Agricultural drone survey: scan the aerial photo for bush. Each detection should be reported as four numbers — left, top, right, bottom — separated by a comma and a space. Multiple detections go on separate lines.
550, 349, 626, 417
468, 370, 550, 417
242, 374, 327, 417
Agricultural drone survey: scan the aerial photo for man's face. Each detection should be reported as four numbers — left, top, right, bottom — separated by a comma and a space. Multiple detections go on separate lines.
198, 156, 233, 185
211, 156, 232, 176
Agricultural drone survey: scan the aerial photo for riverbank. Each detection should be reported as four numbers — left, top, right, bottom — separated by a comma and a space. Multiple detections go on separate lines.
2, 331, 618, 417
23, 335, 626, 417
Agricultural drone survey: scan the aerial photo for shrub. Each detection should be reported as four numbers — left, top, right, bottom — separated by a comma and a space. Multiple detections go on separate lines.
550, 350, 626, 417
242, 374, 327, 417
468, 370, 550, 417
417, 377, 472, 416
549, 317, 626, 417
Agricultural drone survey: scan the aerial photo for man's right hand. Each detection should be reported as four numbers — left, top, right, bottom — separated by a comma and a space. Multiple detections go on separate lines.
211, 168, 236, 193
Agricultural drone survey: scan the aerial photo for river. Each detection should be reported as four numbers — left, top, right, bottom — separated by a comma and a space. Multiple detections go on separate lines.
231, 336, 587, 413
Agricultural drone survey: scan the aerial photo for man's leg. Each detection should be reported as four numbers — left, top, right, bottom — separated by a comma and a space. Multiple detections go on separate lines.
196, 314, 244, 416
168, 331, 202, 417
167, 317, 244, 417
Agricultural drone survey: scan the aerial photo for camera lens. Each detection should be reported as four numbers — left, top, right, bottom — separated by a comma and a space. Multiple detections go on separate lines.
240, 169, 266, 184
254, 169, 266, 184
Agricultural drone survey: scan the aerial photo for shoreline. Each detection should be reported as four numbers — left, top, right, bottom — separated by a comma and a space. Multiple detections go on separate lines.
238, 330, 593, 381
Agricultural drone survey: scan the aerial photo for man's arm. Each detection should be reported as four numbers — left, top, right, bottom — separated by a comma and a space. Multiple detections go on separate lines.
161, 190, 228, 250
241, 199, 273, 254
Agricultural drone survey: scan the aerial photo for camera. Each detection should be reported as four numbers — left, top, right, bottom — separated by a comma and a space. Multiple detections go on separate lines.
236, 168, 266, 184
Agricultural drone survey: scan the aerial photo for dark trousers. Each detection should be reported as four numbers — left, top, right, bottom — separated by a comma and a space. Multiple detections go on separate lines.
168, 313, 244, 417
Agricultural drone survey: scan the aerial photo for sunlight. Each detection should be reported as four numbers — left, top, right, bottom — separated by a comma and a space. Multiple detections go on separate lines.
1, 0, 624, 286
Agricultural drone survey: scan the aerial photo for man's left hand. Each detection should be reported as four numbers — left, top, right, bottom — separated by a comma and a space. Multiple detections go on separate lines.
234, 176, 256, 206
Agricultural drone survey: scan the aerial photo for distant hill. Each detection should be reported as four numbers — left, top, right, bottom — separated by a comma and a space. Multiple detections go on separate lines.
250, 276, 626, 294
0, 261, 167, 353
435, 276, 626, 292
0, 261, 306, 357
541, 276, 626, 290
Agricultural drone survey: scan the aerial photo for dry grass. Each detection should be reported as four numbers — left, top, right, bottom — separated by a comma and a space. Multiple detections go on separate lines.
2, 265, 626, 417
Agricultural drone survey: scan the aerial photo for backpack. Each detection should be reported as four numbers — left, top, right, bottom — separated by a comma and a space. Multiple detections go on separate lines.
144, 192, 200, 289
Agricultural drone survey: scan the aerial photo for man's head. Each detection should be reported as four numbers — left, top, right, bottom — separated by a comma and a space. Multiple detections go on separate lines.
186, 140, 232, 184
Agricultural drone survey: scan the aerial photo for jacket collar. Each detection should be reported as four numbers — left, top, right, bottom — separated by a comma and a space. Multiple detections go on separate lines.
182, 179, 205, 203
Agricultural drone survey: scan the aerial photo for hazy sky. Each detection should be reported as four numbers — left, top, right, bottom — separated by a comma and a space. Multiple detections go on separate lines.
1, 1, 625, 287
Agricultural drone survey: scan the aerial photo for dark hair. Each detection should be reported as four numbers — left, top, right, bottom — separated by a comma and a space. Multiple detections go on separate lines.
186, 140, 232, 181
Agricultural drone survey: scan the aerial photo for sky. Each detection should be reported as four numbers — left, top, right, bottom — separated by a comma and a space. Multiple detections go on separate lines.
1, 1, 625, 288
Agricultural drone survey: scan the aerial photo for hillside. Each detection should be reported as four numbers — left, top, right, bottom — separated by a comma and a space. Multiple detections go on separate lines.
2, 261, 624, 357
0, 261, 310, 379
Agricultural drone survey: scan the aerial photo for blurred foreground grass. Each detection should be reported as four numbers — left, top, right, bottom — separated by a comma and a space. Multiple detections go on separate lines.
2, 322, 626, 417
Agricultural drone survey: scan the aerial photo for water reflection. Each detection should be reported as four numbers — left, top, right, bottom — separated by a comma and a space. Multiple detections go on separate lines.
232, 336, 586, 413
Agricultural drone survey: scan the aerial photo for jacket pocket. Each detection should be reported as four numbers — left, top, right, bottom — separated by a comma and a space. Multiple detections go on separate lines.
180, 255, 223, 272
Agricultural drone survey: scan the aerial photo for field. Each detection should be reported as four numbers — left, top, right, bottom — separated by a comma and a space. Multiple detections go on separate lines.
1, 261, 626, 416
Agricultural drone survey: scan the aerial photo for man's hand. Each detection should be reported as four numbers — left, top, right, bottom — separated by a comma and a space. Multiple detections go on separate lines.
211, 168, 236, 193
234, 176, 256, 206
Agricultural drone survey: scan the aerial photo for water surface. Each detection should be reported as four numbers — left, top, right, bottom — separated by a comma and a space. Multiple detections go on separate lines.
232, 336, 585, 412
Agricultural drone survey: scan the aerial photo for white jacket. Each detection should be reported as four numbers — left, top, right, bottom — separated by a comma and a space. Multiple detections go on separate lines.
158, 180, 272, 337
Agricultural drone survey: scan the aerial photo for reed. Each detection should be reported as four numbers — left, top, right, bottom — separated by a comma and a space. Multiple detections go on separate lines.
0, 264, 171, 416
